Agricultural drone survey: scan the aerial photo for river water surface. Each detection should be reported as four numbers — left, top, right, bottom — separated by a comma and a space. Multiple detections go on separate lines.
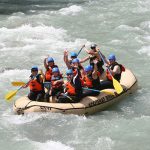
0, 0, 150, 150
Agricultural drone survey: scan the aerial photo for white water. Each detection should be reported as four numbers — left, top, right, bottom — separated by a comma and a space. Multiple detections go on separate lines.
0, 0, 150, 149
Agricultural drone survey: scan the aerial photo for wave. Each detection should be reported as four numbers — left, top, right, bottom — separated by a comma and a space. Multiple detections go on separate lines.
58, 5, 83, 16
138, 46, 150, 56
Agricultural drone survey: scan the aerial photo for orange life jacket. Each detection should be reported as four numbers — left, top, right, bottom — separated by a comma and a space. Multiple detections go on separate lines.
51, 74, 63, 89
84, 72, 100, 88
106, 62, 125, 81
45, 65, 58, 81
80, 78, 84, 86
84, 76, 93, 88
29, 74, 43, 92
45, 68, 52, 81
65, 82, 76, 95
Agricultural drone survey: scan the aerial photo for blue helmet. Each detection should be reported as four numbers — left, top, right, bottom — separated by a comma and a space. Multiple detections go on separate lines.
47, 57, 54, 62
72, 58, 79, 63
66, 69, 73, 75
70, 52, 77, 57
52, 67, 59, 73
85, 65, 93, 72
31, 66, 38, 71
91, 44, 97, 49
108, 54, 116, 61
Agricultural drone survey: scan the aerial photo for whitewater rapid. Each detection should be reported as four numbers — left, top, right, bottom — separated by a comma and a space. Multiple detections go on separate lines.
0, 0, 150, 149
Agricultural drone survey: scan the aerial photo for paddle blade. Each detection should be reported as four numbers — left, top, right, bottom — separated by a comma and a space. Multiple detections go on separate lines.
11, 81, 25, 86
101, 89, 115, 96
5, 90, 17, 101
112, 77, 123, 94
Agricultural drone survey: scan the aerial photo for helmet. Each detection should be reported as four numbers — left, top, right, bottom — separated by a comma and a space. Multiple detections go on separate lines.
31, 66, 38, 71
52, 67, 59, 73
90, 44, 97, 49
108, 54, 116, 61
85, 65, 93, 72
70, 52, 77, 57
47, 57, 54, 62
72, 58, 79, 63
66, 69, 73, 75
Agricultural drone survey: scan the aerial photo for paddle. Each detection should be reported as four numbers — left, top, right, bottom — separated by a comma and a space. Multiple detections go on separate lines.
11, 81, 26, 86
77, 45, 85, 56
61, 93, 73, 101
98, 51, 123, 94
5, 76, 37, 101
82, 88, 115, 96
5, 80, 30, 101
5, 86, 24, 101
11, 81, 51, 86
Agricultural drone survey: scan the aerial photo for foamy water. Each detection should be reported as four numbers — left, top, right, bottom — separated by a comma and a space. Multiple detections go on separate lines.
0, 0, 150, 150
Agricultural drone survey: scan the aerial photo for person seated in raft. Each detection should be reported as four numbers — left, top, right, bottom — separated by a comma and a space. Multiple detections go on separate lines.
46, 67, 64, 102
82, 60, 101, 97
24, 66, 45, 101
100, 54, 125, 90
57, 69, 83, 103
64, 49, 78, 69
71, 58, 85, 79
80, 44, 108, 80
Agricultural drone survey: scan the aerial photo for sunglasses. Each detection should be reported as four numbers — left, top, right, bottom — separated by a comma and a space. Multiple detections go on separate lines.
31, 69, 38, 72
67, 73, 73, 76
71, 56, 77, 58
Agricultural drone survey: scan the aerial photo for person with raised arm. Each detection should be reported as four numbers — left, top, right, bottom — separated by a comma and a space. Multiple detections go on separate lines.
80, 44, 108, 80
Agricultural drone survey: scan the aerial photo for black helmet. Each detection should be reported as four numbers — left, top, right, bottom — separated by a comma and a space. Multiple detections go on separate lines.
90, 44, 97, 49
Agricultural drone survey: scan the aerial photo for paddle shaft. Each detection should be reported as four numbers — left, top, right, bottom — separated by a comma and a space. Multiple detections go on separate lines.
77, 45, 84, 56
82, 87, 100, 93
98, 51, 113, 76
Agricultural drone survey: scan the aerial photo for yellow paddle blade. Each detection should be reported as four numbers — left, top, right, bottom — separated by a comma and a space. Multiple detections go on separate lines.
11, 81, 25, 86
5, 90, 18, 101
101, 89, 115, 96
112, 77, 123, 94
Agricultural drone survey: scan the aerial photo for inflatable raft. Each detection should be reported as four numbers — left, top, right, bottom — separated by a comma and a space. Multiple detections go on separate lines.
13, 68, 137, 115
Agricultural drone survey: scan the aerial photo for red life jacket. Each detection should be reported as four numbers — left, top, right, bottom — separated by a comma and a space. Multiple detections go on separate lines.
84, 72, 100, 88
84, 76, 93, 88
80, 78, 84, 86
45, 65, 58, 81
51, 74, 63, 89
65, 82, 76, 95
29, 74, 43, 92
106, 62, 125, 81
45, 68, 52, 81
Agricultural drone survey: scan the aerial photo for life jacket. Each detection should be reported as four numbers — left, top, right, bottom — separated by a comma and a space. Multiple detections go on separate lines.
80, 78, 84, 86
45, 65, 58, 81
90, 56, 104, 74
106, 62, 125, 81
29, 74, 43, 92
84, 73, 101, 89
72, 65, 84, 78
51, 74, 63, 89
65, 82, 76, 96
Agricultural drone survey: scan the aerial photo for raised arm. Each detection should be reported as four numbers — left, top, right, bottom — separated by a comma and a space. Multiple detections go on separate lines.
64, 50, 72, 69
44, 58, 48, 69
92, 60, 98, 79
80, 56, 90, 63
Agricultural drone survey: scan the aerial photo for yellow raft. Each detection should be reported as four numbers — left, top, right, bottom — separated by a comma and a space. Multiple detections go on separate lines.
13, 68, 138, 115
